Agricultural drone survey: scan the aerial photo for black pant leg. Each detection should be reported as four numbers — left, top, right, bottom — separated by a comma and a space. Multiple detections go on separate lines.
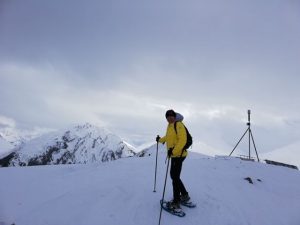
170, 157, 188, 203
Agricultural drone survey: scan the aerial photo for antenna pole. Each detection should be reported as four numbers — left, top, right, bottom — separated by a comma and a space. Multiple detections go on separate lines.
229, 109, 259, 162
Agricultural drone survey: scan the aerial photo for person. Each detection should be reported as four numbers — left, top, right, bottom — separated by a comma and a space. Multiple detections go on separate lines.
156, 109, 191, 210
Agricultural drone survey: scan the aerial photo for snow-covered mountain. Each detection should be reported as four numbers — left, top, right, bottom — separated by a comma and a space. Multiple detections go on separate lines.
0, 128, 27, 148
0, 135, 13, 158
0, 126, 47, 158
0, 126, 57, 149
0, 123, 136, 167
1, 152, 299, 225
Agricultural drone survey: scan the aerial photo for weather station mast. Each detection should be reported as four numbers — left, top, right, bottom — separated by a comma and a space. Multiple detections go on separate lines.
229, 110, 260, 162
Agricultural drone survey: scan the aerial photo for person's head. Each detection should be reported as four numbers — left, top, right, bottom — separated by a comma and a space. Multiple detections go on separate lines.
165, 109, 176, 124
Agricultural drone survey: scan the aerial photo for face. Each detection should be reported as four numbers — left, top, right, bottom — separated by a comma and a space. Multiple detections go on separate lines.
166, 116, 176, 124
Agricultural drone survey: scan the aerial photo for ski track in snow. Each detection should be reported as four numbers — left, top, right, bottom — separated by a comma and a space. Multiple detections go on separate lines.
1, 152, 300, 225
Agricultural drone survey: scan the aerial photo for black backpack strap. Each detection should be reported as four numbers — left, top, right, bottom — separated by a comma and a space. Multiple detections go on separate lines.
174, 121, 178, 134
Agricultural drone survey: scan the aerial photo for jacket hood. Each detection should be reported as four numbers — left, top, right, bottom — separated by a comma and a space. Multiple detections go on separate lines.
175, 113, 184, 122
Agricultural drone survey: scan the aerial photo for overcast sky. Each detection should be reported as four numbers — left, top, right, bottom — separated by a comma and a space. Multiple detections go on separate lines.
1, 0, 300, 163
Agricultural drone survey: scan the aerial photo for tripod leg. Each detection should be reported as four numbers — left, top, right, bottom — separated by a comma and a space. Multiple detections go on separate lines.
248, 127, 251, 159
250, 129, 260, 162
229, 128, 249, 156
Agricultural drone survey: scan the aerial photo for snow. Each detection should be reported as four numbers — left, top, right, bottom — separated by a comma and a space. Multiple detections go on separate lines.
0, 136, 13, 158
0, 126, 52, 158
261, 141, 300, 168
1, 150, 300, 225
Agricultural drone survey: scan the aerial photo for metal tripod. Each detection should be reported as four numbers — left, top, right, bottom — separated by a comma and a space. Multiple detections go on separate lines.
229, 110, 260, 162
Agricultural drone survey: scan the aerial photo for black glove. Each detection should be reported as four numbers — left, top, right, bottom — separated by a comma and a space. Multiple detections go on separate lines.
168, 148, 173, 157
156, 135, 160, 142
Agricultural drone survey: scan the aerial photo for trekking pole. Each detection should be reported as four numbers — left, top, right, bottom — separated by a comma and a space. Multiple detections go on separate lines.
153, 136, 159, 192
158, 156, 170, 225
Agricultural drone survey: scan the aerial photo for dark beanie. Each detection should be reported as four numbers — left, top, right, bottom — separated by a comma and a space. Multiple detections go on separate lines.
165, 109, 176, 118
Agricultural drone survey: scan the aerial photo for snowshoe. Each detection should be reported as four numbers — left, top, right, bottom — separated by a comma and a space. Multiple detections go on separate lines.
160, 200, 185, 217
181, 200, 197, 208
180, 194, 196, 208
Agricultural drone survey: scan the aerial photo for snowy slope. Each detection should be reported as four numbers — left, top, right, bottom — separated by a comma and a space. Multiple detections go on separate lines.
0, 135, 13, 158
261, 141, 300, 168
1, 152, 300, 225
136, 143, 165, 157
0, 128, 26, 148
0, 123, 136, 166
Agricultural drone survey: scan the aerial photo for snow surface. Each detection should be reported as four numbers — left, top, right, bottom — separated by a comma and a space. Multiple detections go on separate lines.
1, 147, 300, 225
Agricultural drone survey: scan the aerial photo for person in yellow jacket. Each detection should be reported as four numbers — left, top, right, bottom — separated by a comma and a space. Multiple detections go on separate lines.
156, 109, 191, 210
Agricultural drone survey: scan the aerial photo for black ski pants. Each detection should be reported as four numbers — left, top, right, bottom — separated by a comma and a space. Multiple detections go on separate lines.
170, 157, 188, 203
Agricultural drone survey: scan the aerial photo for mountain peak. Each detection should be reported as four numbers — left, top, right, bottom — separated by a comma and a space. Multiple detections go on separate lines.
74, 122, 93, 130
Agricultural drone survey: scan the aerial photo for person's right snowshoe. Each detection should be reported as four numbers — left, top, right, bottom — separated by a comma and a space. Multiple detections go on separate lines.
160, 200, 185, 217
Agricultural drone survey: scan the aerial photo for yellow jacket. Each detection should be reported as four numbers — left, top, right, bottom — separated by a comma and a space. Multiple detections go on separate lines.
159, 121, 188, 158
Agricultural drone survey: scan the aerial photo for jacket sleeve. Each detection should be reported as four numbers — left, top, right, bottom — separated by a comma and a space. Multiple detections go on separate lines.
173, 122, 187, 156
159, 136, 166, 144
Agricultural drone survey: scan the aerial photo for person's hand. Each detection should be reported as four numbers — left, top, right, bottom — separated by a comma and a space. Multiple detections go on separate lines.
168, 148, 173, 157
156, 135, 160, 142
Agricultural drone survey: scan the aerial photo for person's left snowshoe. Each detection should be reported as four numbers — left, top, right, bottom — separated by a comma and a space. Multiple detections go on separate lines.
180, 194, 196, 208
